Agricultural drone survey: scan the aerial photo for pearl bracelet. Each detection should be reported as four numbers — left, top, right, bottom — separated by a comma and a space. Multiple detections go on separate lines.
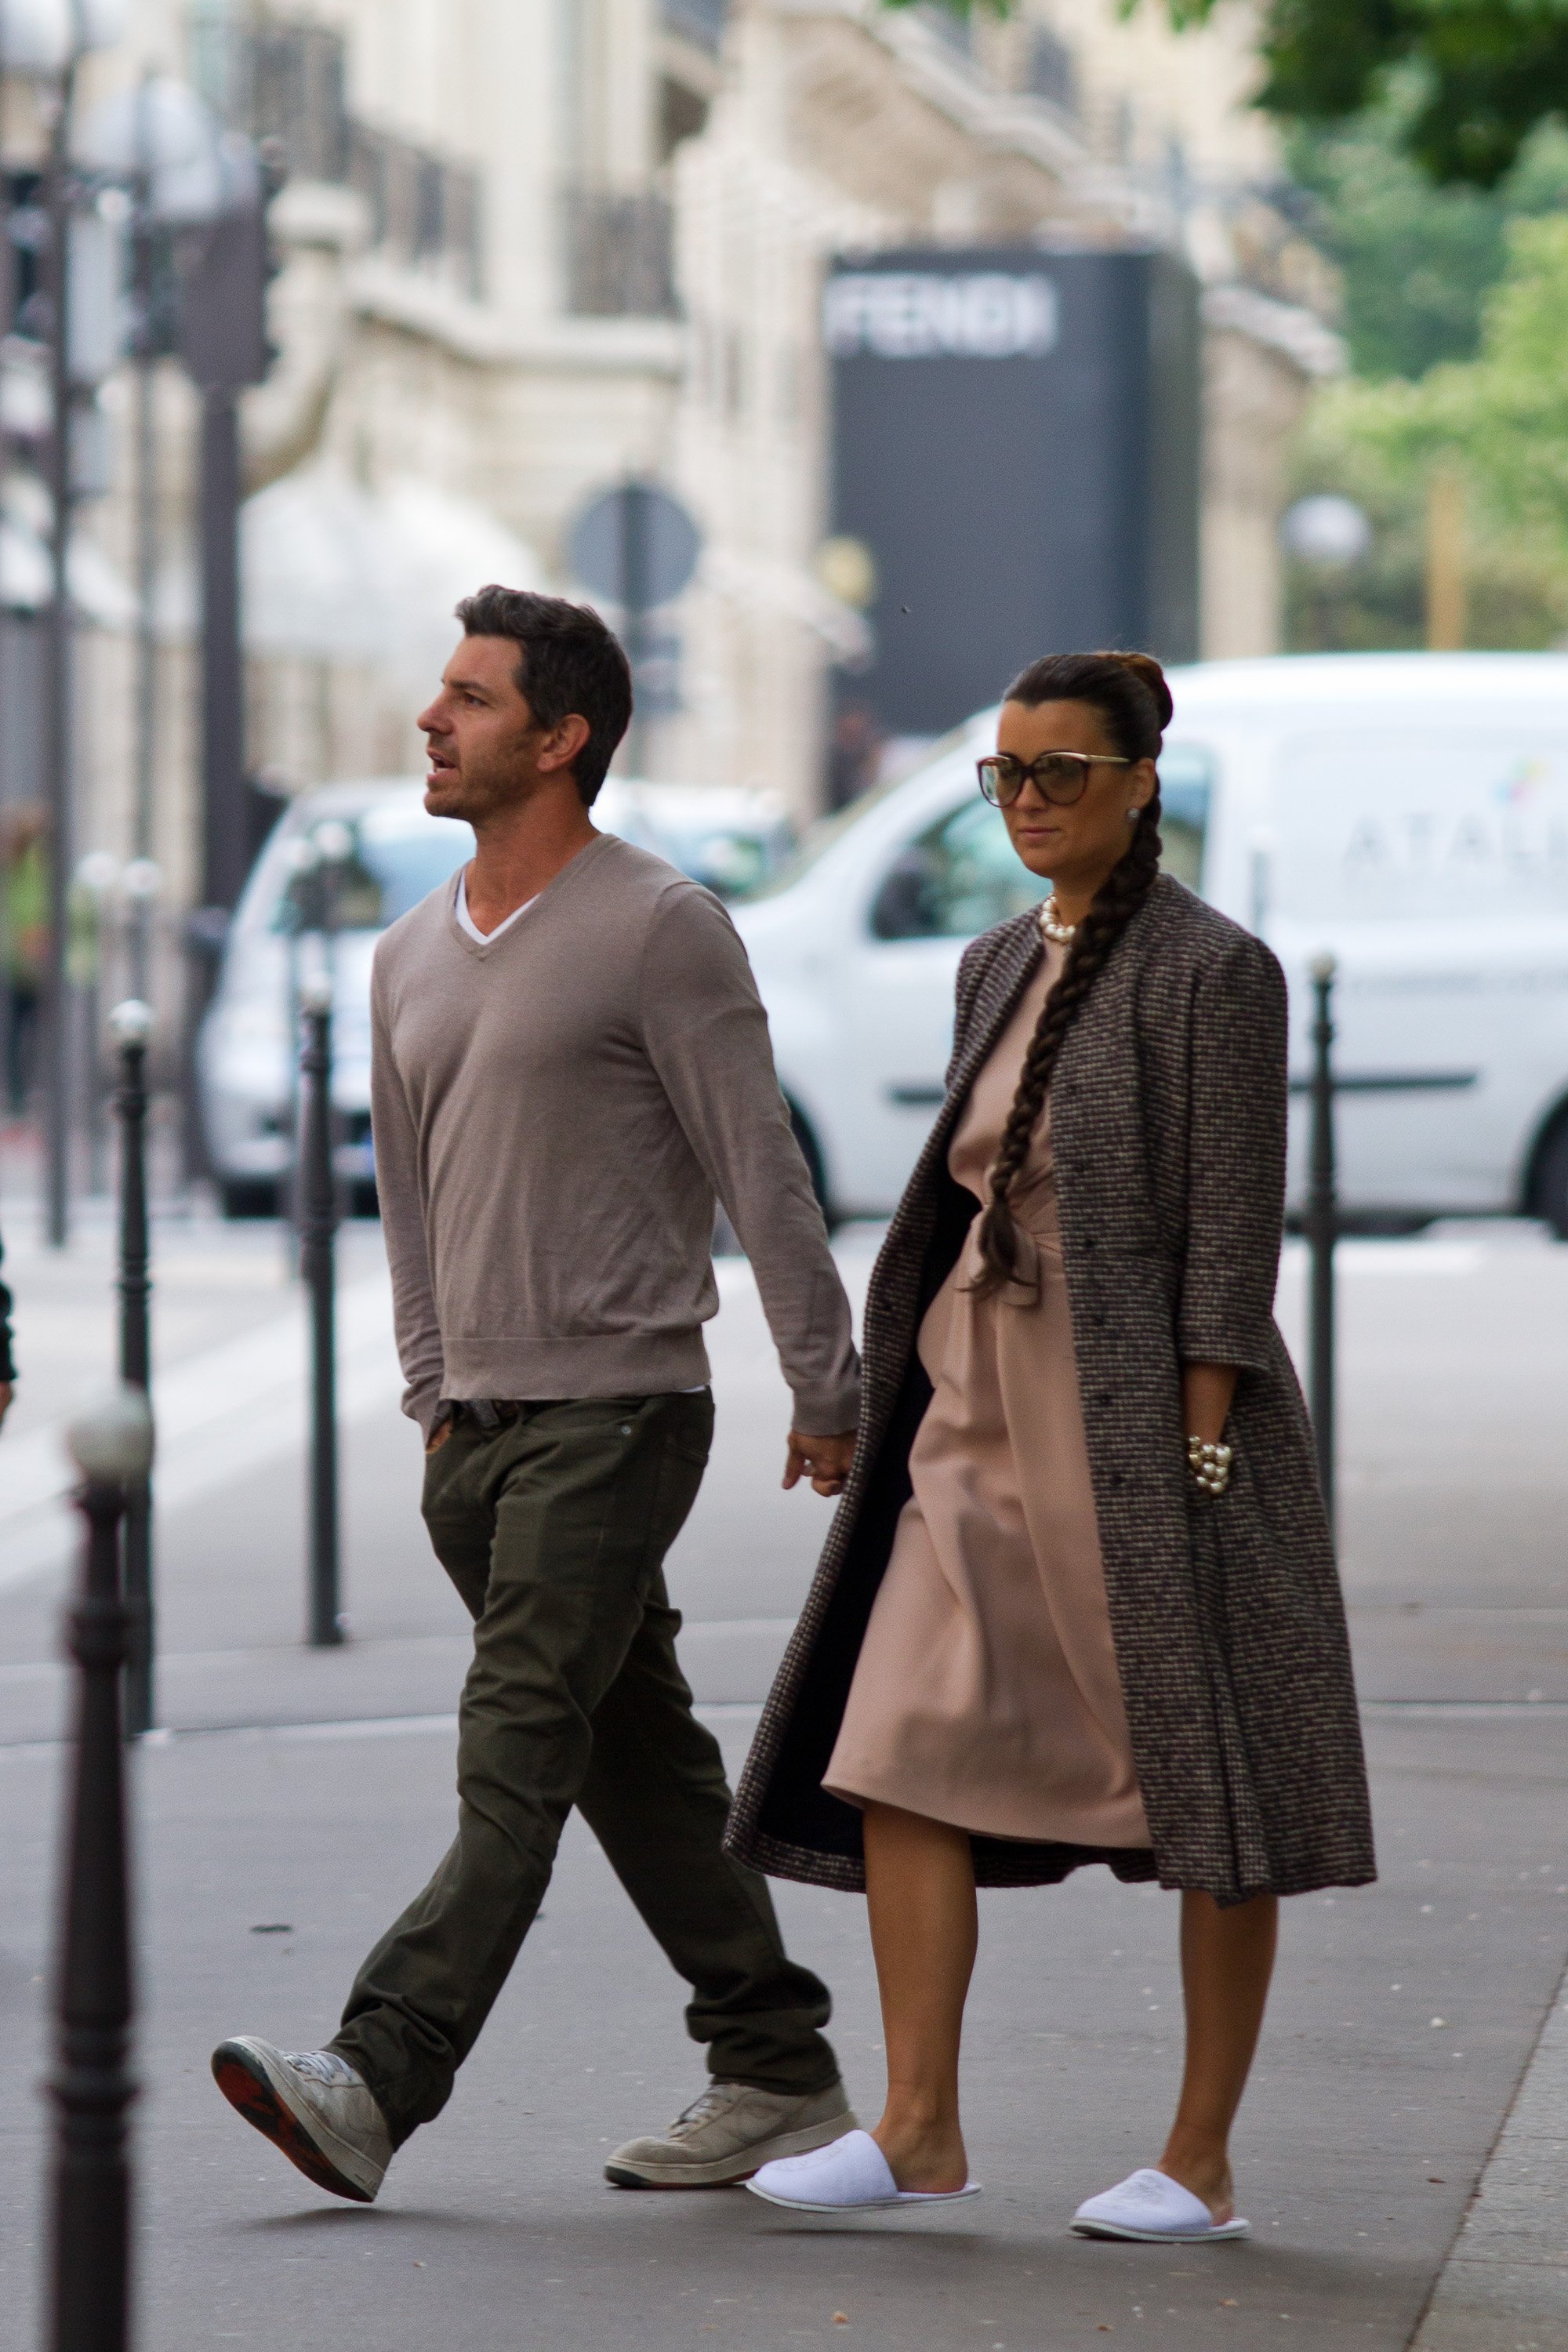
1187, 1435, 1234, 1495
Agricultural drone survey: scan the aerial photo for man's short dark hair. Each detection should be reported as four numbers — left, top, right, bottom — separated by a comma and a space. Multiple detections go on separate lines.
454, 586, 633, 805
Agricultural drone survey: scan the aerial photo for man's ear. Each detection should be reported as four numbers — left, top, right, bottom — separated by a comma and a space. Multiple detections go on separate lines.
536, 713, 593, 778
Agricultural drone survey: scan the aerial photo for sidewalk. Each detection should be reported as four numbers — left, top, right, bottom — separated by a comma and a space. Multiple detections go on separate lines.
1, 1214, 1566, 2347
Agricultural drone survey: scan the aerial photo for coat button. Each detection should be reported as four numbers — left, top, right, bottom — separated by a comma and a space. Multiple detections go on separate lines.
1097, 1391, 1113, 1407
1083, 1235, 1098, 1252
1109, 1472, 1125, 1489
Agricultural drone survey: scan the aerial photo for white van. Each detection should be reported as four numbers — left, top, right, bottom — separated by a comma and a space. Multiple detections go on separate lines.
732, 653, 1568, 1234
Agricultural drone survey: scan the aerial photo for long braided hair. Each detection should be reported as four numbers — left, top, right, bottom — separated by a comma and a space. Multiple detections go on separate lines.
970, 649, 1171, 1299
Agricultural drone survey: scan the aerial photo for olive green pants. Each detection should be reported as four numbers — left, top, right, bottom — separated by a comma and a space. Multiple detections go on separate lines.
330, 1392, 837, 2145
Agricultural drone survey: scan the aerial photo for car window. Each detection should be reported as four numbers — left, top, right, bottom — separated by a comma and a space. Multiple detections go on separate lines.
1159, 742, 1213, 894
270, 809, 474, 933
870, 798, 1051, 940
1270, 728, 1568, 920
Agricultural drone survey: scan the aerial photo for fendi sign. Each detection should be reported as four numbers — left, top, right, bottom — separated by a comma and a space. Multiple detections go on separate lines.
822, 270, 1060, 360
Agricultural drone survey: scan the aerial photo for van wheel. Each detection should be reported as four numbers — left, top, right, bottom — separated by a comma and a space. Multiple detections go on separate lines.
1534, 1117, 1568, 1240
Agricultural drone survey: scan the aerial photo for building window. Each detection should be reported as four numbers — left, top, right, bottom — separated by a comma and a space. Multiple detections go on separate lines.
194, 13, 485, 297
560, 187, 679, 318
914, 4, 973, 60
661, 0, 728, 54
1025, 26, 1079, 117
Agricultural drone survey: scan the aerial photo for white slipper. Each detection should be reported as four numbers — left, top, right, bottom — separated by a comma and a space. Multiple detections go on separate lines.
1071, 2167, 1250, 2242
746, 2129, 982, 2213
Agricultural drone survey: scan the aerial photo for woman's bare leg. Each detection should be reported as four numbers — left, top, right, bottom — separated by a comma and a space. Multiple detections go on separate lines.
862, 1800, 977, 2191
1158, 1890, 1279, 2222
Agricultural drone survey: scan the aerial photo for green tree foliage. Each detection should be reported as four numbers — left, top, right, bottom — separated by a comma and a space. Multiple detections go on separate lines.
1289, 216, 1568, 648
877, 0, 1568, 186
1287, 105, 1568, 379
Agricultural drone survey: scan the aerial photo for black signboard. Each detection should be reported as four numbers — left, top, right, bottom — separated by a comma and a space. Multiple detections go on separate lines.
826, 245, 1200, 738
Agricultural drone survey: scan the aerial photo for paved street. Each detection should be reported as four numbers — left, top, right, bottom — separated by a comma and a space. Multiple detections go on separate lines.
2, 1210, 1566, 2348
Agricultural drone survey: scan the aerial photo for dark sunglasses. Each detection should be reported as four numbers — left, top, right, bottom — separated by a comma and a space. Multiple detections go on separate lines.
977, 750, 1133, 808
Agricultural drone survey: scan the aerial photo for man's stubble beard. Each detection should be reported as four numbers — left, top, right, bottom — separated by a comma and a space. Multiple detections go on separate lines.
430, 739, 542, 829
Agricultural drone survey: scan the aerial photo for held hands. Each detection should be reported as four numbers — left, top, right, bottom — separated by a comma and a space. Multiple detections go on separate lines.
783, 1429, 856, 1498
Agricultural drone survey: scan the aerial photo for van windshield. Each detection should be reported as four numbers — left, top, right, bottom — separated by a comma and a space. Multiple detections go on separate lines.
735, 719, 984, 903
1270, 730, 1568, 920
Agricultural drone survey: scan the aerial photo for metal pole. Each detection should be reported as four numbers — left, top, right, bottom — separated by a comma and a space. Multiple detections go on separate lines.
199, 385, 245, 913
1306, 953, 1338, 1530
48, 1386, 153, 2352
41, 61, 78, 1249
299, 971, 342, 1646
620, 479, 648, 776
129, 97, 159, 1002
110, 1000, 156, 1737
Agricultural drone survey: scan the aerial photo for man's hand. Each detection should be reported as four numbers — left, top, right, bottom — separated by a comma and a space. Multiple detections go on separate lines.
425, 1413, 454, 1457
0, 1382, 12, 1434
783, 1429, 855, 1497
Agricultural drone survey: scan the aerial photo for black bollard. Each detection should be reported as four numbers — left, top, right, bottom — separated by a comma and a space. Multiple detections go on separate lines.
48, 1385, 154, 2352
1305, 953, 1339, 1531
109, 1001, 156, 1737
299, 971, 343, 1646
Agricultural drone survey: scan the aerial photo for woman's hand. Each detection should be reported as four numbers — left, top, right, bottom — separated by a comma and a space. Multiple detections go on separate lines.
783, 1430, 856, 1497
1181, 1363, 1238, 1445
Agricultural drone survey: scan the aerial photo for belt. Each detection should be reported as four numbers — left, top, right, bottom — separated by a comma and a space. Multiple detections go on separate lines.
456, 1398, 528, 1431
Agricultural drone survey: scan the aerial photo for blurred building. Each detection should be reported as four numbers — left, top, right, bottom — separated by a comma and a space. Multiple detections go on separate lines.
2, 0, 1341, 904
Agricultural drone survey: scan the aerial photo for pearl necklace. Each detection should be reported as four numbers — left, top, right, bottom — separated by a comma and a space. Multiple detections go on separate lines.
1038, 895, 1076, 946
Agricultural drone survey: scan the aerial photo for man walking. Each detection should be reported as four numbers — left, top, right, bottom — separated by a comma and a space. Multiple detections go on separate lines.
213, 589, 860, 2203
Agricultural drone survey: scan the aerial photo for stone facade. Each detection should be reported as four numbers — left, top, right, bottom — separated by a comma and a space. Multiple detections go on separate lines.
2, 0, 1341, 896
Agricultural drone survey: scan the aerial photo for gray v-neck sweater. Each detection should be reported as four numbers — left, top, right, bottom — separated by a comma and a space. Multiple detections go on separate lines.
369, 830, 861, 1438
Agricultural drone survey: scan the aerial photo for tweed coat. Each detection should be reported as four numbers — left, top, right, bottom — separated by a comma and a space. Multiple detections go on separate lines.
726, 876, 1376, 1906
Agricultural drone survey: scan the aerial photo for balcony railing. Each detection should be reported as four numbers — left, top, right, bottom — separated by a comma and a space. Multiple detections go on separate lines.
350, 125, 483, 298
194, 15, 484, 298
560, 187, 678, 319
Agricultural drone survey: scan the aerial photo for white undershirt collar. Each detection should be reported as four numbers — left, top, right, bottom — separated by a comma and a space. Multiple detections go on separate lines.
456, 870, 538, 943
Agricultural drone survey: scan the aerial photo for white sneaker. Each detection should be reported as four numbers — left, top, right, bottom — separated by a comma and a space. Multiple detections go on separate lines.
1071, 2166, 1250, 2242
605, 2078, 855, 2187
212, 2036, 393, 2204
747, 2129, 981, 2212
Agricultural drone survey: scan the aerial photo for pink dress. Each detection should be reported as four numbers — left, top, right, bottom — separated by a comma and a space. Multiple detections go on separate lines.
824, 942, 1150, 1848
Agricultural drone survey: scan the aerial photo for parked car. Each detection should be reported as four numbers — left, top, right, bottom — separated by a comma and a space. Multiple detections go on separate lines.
198, 777, 797, 1215
731, 653, 1568, 1233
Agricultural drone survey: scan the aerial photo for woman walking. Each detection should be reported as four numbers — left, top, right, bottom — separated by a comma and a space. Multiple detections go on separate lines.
725, 651, 1374, 2239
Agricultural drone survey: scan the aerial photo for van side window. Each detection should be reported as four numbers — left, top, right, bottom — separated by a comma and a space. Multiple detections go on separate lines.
869, 798, 1051, 940
1158, 744, 1213, 895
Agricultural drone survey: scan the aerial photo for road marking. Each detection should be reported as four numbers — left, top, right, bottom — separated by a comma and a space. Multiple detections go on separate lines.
0, 1270, 401, 1595
0, 1697, 765, 1761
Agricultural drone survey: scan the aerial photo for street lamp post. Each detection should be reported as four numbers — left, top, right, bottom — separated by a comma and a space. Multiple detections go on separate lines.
78, 77, 270, 1183
47, 1379, 153, 2352
2, 0, 132, 1246
40, 43, 78, 1249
